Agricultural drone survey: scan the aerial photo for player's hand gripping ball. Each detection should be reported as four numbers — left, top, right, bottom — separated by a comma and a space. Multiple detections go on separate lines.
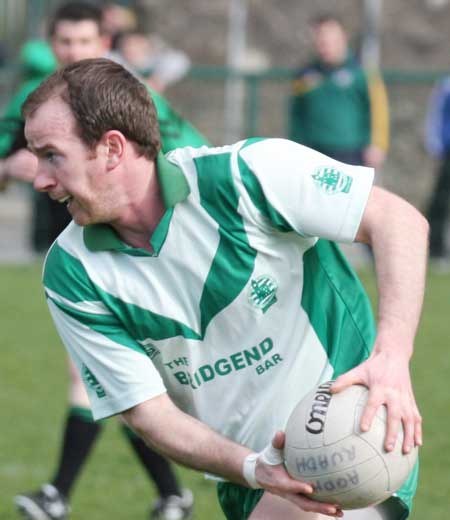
284, 381, 418, 509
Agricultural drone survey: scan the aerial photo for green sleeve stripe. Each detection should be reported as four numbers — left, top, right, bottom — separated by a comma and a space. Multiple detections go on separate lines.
47, 293, 147, 355
45, 242, 201, 342
99, 288, 202, 341
237, 147, 293, 233
194, 152, 257, 334
44, 242, 100, 303
301, 240, 375, 377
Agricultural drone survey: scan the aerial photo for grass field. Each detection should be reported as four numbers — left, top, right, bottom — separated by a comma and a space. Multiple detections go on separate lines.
0, 262, 449, 519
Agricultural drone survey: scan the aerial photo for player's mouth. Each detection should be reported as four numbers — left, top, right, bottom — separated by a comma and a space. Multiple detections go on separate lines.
58, 195, 72, 205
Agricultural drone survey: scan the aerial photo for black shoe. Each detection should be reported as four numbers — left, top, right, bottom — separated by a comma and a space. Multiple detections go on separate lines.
150, 488, 193, 520
14, 484, 70, 520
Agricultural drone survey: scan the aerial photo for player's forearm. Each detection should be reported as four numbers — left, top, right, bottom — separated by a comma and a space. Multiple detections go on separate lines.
357, 187, 429, 353
122, 393, 252, 485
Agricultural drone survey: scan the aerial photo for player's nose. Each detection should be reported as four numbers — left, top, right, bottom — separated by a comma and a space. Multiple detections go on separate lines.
33, 166, 56, 192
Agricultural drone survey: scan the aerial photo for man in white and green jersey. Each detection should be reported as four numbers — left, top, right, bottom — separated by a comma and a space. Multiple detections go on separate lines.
23, 58, 427, 520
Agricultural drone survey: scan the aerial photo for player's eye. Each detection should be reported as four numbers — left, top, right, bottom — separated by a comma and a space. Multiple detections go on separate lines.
44, 151, 57, 164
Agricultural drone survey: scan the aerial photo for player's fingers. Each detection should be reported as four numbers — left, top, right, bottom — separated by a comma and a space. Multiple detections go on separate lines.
409, 397, 423, 448
359, 392, 380, 432
286, 493, 343, 517
293, 495, 342, 517
257, 461, 314, 495
282, 471, 314, 495
401, 414, 415, 454
266, 477, 314, 496
291, 480, 315, 495
384, 407, 401, 452
272, 430, 285, 450
331, 369, 364, 394
414, 411, 423, 447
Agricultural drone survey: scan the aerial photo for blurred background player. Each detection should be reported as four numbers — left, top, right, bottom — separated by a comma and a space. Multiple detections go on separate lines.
0, 40, 57, 237
101, 0, 137, 36
287, 13, 389, 170
101, 2, 191, 93
2, 2, 208, 519
0, 39, 57, 161
112, 29, 191, 93
424, 74, 450, 263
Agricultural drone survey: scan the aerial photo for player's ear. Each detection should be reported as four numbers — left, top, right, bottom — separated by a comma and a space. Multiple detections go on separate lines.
102, 130, 126, 170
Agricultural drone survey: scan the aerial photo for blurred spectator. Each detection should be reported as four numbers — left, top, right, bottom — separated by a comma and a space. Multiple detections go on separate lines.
100, 3, 190, 93
101, 1, 137, 37
113, 30, 191, 92
0, 40, 56, 229
424, 76, 450, 261
0, 40, 56, 162
287, 13, 389, 170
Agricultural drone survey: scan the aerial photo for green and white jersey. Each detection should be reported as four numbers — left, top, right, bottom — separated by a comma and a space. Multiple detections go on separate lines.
43, 137, 376, 452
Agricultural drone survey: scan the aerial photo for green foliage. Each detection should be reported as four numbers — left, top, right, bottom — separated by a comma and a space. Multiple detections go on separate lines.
0, 264, 448, 519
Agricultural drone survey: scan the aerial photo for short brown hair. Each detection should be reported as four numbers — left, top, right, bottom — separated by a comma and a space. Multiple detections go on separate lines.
310, 13, 345, 30
48, 1, 103, 37
22, 58, 161, 160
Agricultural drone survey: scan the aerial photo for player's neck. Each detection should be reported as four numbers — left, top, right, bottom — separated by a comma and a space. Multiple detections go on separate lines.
110, 160, 165, 251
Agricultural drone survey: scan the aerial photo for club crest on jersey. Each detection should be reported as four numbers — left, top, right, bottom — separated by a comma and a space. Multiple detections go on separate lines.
249, 275, 278, 313
312, 166, 353, 195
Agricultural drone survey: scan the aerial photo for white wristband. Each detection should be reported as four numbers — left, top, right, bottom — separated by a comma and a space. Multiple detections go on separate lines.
259, 443, 284, 466
242, 444, 284, 489
242, 453, 261, 489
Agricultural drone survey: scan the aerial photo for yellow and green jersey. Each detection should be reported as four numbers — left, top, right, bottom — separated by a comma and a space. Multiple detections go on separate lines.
288, 53, 389, 155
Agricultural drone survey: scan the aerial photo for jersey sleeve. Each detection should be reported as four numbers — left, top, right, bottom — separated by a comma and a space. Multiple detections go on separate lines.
43, 242, 167, 421
237, 138, 374, 243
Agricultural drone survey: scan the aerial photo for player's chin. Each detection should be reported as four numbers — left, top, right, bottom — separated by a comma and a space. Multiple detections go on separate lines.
69, 202, 103, 226
71, 210, 95, 227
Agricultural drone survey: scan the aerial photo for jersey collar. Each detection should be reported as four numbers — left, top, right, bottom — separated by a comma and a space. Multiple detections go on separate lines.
83, 151, 190, 253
